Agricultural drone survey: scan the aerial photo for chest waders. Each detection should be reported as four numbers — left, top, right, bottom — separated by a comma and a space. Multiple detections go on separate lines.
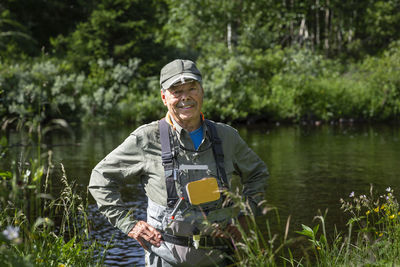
159, 118, 229, 209
144, 119, 236, 266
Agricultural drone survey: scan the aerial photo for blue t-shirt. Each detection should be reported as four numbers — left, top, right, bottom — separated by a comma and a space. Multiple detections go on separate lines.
189, 125, 203, 150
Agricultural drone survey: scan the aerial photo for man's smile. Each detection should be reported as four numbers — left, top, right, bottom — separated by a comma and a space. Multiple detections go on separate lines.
177, 100, 196, 109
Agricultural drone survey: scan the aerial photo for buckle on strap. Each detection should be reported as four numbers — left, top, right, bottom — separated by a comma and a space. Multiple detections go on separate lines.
193, 234, 200, 249
161, 152, 173, 165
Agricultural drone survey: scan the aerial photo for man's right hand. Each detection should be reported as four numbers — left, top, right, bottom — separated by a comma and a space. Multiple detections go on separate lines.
128, 221, 162, 250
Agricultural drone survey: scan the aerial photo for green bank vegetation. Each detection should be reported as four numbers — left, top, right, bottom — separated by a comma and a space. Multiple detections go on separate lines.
227, 185, 400, 266
0, 126, 106, 266
1, 0, 400, 126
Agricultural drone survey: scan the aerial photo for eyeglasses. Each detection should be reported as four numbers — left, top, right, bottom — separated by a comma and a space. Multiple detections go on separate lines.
168, 82, 201, 98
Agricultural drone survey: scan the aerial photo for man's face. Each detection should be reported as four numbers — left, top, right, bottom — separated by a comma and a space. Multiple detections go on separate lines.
161, 81, 204, 127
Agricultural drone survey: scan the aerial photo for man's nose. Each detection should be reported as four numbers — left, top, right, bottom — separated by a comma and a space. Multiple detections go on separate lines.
181, 89, 191, 99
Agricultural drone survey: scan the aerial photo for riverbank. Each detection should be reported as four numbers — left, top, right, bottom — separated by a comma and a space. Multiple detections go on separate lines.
1, 41, 400, 129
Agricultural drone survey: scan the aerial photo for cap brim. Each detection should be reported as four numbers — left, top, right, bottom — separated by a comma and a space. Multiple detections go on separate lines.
161, 73, 202, 90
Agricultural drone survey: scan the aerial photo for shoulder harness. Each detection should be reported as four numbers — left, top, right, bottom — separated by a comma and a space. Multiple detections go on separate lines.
158, 118, 228, 208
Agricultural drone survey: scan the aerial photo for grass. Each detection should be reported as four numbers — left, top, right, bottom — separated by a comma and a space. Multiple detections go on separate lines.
0, 148, 106, 267
218, 185, 400, 266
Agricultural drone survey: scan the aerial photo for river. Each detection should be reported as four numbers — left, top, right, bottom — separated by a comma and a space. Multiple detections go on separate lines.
2, 122, 400, 266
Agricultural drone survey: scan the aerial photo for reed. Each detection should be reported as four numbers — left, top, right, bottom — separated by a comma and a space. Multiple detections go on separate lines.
218, 185, 400, 266
0, 122, 106, 266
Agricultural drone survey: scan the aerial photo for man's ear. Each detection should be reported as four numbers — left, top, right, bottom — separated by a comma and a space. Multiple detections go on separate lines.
161, 89, 167, 106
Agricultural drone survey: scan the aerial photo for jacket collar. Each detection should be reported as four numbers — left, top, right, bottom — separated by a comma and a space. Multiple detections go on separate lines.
164, 112, 210, 149
165, 112, 206, 135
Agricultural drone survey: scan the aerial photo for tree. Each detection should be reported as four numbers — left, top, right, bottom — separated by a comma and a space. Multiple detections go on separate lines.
51, 0, 169, 74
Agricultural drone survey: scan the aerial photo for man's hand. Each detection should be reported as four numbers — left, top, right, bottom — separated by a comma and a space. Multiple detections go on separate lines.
128, 221, 162, 250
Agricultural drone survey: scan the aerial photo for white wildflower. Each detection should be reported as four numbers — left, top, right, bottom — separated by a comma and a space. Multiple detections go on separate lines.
349, 191, 355, 198
2, 226, 19, 241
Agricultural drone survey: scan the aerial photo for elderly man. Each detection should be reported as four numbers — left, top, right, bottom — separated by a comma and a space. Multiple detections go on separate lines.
89, 59, 268, 266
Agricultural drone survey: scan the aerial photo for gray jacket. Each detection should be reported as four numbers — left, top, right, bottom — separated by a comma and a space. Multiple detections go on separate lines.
89, 115, 269, 235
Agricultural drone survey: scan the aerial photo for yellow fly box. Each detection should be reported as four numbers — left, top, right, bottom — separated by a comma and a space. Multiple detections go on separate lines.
186, 177, 221, 205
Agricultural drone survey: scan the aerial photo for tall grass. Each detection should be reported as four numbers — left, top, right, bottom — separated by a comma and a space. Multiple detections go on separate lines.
293, 185, 400, 266
0, 124, 105, 266
221, 185, 400, 266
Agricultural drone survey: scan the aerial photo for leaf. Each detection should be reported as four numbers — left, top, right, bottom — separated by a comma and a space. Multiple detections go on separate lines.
296, 224, 315, 238
0, 171, 12, 179
347, 217, 362, 226
313, 224, 320, 235
63, 236, 76, 252
33, 217, 54, 230
33, 166, 44, 182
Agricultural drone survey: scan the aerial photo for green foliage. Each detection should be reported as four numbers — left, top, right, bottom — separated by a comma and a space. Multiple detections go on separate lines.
363, 0, 400, 53
268, 48, 359, 122
0, 58, 81, 126
50, 0, 168, 73
0, 152, 104, 266
0, 10, 36, 61
356, 41, 400, 120
209, 189, 293, 266
2, 42, 400, 125
296, 186, 400, 266
200, 46, 285, 122
80, 58, 139, 121
219, 185, 400, 266
1, 0, 92, 58
0, 57, 165, 126
1, 0, 400, 125
117, 77, 165, 123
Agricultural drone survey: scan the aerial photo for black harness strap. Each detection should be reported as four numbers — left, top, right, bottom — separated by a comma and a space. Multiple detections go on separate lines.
205, 119, 229, 188
159, 119, 179, 208
160, 231, 232, 249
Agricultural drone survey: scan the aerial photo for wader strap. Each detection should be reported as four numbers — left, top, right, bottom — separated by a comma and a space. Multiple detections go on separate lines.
160, 231, 232, 249
159, 119, 179, 208
205, 120, 229, 188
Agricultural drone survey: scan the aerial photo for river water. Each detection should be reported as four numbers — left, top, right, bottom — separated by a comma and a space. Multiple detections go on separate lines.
2, 122, 400, 266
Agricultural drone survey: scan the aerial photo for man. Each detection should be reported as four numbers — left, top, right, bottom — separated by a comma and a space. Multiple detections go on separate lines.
89, 59, 268, 266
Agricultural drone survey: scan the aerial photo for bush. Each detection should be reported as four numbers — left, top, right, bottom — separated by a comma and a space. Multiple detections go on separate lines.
199, 45, 285, 122
0, 57, 164, 126
0, 59, 81, 125
1, 41, 400, 126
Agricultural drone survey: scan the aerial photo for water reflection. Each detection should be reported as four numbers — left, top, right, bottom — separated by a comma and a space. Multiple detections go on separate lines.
2, 122, 400, 266
88, 198, 146, 266
236, 123, 400, 235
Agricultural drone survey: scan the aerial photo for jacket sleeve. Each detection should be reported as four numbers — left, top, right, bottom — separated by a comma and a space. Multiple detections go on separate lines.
233, 132, 269, 216
88, 134, 145, 235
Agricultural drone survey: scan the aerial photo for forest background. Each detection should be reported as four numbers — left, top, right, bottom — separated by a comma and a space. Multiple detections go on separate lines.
1, 1, 400, 265
1, 0, 400, 126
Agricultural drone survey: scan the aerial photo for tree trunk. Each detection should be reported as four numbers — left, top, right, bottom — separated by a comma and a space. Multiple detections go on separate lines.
324, 0, 330, 53
316, 0, 320, 47
227, 22, 232, 52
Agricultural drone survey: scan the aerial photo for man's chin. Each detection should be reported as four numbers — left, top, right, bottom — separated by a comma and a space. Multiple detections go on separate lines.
177, 114, 200, 123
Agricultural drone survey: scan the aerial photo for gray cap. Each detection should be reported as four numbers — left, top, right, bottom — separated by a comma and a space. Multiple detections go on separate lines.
160, 59, 202, 90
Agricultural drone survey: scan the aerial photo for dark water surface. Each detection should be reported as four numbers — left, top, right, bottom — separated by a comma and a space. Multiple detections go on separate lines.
3, 122, 400, 266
